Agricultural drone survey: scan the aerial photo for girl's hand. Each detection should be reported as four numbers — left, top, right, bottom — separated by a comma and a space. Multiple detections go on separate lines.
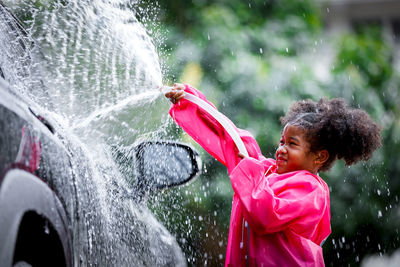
164, 83, 185, 104
238, 152, 246, 159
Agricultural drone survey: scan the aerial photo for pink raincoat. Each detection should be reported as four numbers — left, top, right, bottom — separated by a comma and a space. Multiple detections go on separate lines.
169, 85, 331, 266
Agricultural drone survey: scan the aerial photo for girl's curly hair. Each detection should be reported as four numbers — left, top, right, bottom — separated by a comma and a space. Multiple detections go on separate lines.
280, 98, 382, 172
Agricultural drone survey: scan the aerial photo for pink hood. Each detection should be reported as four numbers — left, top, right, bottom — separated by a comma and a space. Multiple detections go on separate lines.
169, 85, 331, 266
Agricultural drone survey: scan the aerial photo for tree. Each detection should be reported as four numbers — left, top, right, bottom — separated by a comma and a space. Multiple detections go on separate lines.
144, 0, 400, 266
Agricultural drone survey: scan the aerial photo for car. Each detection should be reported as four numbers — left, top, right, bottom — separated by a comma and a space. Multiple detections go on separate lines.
0, 2, 200, 266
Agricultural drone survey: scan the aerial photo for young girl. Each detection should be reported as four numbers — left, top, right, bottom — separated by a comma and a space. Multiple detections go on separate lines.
165, 83, 381, 266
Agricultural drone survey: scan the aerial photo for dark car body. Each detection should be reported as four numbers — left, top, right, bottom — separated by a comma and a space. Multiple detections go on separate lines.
0, 2, 199, 266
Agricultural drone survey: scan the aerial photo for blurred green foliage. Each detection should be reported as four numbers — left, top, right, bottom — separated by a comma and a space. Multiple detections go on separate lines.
143, 0, 400, 266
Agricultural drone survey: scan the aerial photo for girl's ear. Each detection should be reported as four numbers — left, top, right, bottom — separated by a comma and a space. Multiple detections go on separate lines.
315, 150, 329, 165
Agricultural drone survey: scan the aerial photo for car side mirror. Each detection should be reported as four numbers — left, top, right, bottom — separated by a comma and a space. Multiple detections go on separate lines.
133, 141, 201, 198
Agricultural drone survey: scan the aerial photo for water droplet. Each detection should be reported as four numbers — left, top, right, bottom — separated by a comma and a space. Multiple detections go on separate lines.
259, 48, 263, 54
286, 47, 289, 53
44, 221, 50, 235
378, 210, 382, 218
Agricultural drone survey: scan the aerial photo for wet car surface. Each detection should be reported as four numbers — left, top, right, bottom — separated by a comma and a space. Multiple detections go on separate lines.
0, 2, 200, 266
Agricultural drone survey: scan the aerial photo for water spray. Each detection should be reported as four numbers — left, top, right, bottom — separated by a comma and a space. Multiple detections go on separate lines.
160, 85, 249, 157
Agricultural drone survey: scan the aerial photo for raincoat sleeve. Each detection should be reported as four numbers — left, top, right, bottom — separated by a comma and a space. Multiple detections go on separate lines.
169, 84, 267, 174
230, 157, 328, 235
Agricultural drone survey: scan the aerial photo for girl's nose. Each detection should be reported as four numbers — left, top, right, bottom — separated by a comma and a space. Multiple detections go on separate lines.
277, 144, 287, 154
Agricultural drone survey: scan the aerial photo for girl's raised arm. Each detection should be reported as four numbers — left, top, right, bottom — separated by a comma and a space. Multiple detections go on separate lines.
167, 84, 265, 174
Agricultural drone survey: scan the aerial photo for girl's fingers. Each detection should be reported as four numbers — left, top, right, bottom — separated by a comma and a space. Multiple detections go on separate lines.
164, 91, 174, 98
176, 90, 185, 98
164, 90, 180, 98
164, 89, 179, 98
165, 84, 185, 104
173, 83, 185, 90
165, 84, 184, 96
170, 90, 185, 104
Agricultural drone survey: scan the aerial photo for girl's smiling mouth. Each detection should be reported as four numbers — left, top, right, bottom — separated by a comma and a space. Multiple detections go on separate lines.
276, 156, 287, 164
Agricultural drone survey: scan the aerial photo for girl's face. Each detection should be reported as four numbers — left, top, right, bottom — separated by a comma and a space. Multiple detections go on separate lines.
275, 124, 318, 174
